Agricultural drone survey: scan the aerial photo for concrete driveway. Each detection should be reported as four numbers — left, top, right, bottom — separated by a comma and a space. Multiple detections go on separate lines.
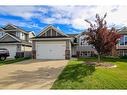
0, 59, 68, 89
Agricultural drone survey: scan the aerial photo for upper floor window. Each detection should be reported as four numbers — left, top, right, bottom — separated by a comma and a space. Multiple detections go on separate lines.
0, 32, 5, 37
80, 38, 89, 46
119, 35, 127, 45
74, 38, 77, 43
120, 37, 124, 45
125, 36, 127, 45
16, 32, 20, 38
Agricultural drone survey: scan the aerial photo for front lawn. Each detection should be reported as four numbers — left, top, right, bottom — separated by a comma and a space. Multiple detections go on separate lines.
0, 57, 31, 66
51, 57, 127, 89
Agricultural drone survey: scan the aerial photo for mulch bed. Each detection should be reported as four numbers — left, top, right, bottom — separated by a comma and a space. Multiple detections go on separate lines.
83, 61, 117, 68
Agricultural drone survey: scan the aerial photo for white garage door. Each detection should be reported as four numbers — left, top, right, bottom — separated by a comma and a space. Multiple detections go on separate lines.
36, 41, 66, 59
0, 45, 16, 58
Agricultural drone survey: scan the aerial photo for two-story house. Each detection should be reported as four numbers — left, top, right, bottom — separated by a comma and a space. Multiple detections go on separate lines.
0, 24, 35, 58
116, 27, 127, 56
68, 32, 96, 57
70, 28, 127, 57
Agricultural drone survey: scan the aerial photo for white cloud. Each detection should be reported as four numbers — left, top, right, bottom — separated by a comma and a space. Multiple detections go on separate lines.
0, 18, 42, 30
1, 6, 127, 30
42, 17, 71, 25
40, 5, 127, 30
71, 18, 90, 30
40, 6, 96, 30
0, 6, 44, 19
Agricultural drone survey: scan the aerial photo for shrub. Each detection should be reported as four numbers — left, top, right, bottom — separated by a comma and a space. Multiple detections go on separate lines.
119, 55, 127, 59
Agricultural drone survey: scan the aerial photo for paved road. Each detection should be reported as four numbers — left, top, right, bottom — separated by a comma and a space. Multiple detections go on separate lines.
0, 59, 68, 89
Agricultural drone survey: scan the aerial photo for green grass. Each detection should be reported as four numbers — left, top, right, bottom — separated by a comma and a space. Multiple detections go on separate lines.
51, 57, 127, 89
0, 57, 31, 66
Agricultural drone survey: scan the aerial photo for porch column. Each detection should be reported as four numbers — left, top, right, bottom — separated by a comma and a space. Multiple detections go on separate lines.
65, 40, 71, 59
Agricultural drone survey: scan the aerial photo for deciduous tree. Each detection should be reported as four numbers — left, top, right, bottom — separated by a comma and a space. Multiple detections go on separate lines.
84, 13, 121, 63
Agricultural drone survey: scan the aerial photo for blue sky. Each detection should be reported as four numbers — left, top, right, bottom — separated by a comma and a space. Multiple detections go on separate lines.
0, 5, 127, 35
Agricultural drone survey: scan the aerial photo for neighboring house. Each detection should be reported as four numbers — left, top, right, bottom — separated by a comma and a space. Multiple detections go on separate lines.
0, 24, 35, 58
31, 25, 71, 59
116, 27, 127, 56
71, 27, 127, 57
68, 32, 96, 57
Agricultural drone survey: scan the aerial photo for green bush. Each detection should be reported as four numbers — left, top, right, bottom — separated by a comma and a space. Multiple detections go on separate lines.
119, 56, 127, 59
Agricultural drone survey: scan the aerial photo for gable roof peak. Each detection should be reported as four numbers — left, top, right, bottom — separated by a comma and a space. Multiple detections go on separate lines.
38, 25, 69, 37
4, 24, 16, 29
2, 23, 29, 34
0, 33, 21, 42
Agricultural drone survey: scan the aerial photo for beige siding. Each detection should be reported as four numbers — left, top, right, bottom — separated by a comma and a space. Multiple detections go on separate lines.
21, 45, 32, 51
71, 46, 77, 56
29, 32, 35, 38
29, 32, 35, 43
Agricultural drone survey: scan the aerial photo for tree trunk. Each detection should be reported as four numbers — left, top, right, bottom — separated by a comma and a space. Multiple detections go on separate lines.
98, 54, 101, 63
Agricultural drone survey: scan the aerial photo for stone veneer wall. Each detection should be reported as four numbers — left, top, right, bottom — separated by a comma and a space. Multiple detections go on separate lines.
32, 41, 36, 59
65, 40, 71, 59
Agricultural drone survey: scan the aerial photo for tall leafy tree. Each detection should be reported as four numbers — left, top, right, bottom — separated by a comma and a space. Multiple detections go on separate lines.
84, 13, 121, 62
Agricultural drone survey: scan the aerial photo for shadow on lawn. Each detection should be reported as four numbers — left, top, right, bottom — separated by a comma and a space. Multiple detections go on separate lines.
57, 63, 95, 82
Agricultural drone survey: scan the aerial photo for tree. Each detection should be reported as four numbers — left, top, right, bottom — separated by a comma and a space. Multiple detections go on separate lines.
84, 13, 121, 63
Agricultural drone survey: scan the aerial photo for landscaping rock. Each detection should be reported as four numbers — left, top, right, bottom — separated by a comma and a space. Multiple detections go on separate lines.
83, 61, 117, 68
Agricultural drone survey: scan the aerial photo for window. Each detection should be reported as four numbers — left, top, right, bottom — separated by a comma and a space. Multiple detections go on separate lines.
2, 32, 4, 36
119, 35, 127, 45
74, 38, 77, 43
81, 39, 89, 46
120, 37, 124, 45
21, 33, 25, 40
16, 32, 20, 38
0, 32, 5, 38
80, 51, 92, 57
124, 50, 127, 55
118, 50, 127, 56
125, 36, 127, 45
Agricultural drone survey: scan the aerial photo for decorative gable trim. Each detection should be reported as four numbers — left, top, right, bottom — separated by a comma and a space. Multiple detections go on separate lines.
0, 33, 21, 42
38, 25, 69, 37
4, 24, 17, 30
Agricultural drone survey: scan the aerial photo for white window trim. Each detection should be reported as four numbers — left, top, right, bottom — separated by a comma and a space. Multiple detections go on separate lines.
124, 35, 127, 46
119, 35, 127, 46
